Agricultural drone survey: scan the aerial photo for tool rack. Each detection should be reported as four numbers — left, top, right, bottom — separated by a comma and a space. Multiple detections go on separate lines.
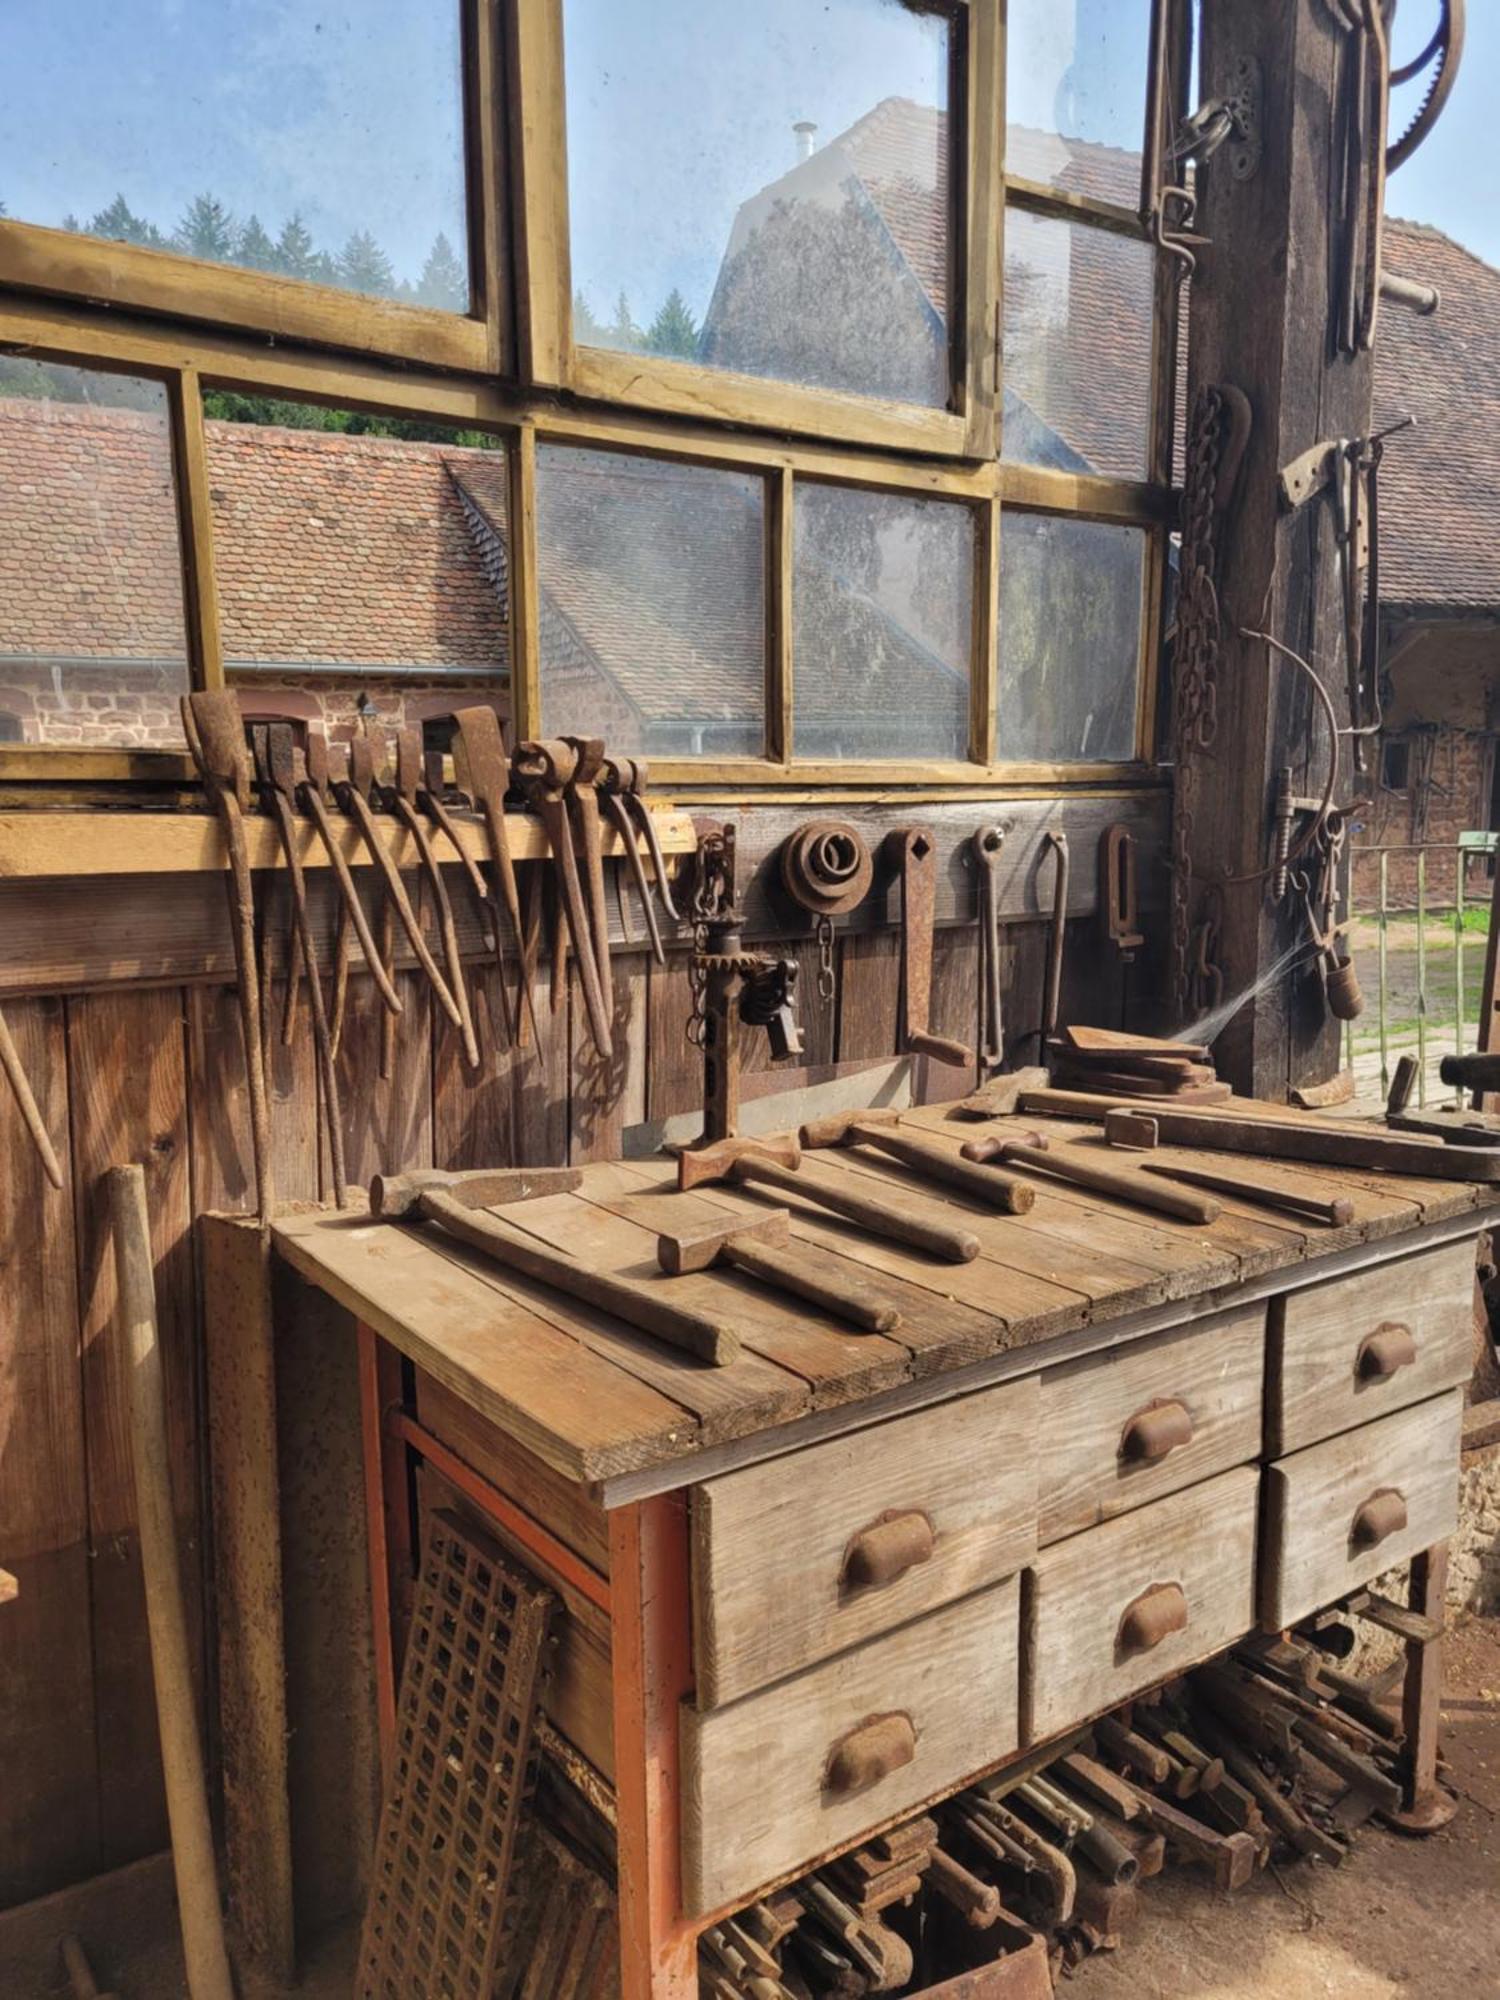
242, 1093, 1497, 1998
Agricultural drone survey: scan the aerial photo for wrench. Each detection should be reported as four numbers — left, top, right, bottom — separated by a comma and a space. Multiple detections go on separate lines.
972, 822, 1007, 1069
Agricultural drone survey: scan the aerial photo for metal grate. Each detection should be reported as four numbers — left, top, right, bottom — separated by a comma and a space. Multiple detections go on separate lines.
357, 1509, 555, 1999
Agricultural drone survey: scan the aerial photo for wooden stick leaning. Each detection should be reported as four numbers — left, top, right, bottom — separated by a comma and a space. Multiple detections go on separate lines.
108, 1165, 236, 2000
371, 1169, 739, 1366
0, 1001, 63, 1189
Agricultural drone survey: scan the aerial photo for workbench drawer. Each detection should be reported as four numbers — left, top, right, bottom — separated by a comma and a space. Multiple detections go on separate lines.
1260, 1388, 1462, 1631
681, 1576, 1021, 1915
1023, 1467, 1259, 1745
1267, 1238, 1474, 1456
1036, 1308, 1265, 1544
690, 1378, 1038, 1708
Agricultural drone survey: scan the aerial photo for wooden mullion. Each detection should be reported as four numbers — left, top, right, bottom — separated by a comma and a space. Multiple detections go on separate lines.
960, 0, 1004, 458
465, 0, 513, 377
998, 462, 1174, 524
972, 495, 1000, 766
767, 469, 794, 766
1004, 179, 1153, 241
1135, 524, 1167, 765
509, 421, 543, 741
167, 367, 224, 694
507, 0, 573, 388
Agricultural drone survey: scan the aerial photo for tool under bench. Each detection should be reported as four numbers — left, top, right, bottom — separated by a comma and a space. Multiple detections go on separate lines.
229, 1070, 1498, 2000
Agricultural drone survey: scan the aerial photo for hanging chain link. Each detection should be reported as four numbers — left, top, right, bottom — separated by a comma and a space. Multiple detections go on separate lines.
1170, 385, 1231, 1019
815, 914, 836, 1004
686, 826, 733, 1048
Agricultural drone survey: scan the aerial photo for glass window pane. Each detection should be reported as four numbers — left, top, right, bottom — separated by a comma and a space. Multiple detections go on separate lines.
5, 3, 470, 309
564, 0, 952, 407
999, 513, 1144, 763
1006, 0, 1152, 195
0, 359, 188, 748
537, 446, 766, 758
206, 401, 509, 739
1003, 210, 1155, 478
794, 485, 973, 760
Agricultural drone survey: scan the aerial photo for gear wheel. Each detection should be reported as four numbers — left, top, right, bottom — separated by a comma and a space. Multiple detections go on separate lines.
1387, 0, 1465, 172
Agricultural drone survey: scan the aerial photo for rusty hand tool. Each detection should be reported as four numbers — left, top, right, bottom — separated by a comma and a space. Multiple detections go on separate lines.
885, 827, 973, 1069
950, 1064, 1052, 1120
513, 737, 614, 1055
453, 706, 538, 1041
370, 1167, 738, 1365
599, 756, 667, 965
0, 1001, 63, 1189
723, 1150, 980, 1263
799, 1108, 1036, 1214
971, 823, 1006, 1069
417, 748, 517, 1045
673, 1129, 803, 1192
958, 1134, 1220, 1225
656, 1208, 903, 1333
182, 690, 275, 1221
560, 735, 615, 1015
1137, 1159, 1355, 1226
1040, 828, 1070, 1046
252, 726, 349, 1208
390, 728, 479, 1068
334, 735, 463, 1029
299, 729, 403, 1020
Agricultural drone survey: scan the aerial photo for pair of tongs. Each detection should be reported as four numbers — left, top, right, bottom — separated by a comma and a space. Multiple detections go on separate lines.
599, 756, 680, 965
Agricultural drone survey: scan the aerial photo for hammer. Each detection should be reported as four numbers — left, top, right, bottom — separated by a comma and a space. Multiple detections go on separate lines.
959, 1134, 1220, 1225
799, 1109, 1036, 1214
657, 1208, 903, 1333
371, 1168, 740, 1365
675, 1133, 979, 1262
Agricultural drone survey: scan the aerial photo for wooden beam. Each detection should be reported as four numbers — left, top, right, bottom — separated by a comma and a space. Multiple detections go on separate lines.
1178, 0, 1376, 1096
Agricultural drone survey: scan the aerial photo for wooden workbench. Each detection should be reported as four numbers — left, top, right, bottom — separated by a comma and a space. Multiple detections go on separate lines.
268, 1099, 1500, 1997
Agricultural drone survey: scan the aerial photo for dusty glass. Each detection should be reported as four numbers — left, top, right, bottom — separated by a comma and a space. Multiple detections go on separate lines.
536, 445, 767, 757
206, 401, 510, 740
998, 513, 1145, 762
0, 359, 189, 749
1005, 0, 1152, 192
794, 484, 973, 760
1003, 210, 1155, 479
4, 2, 470, 308
564, 0, 953, 407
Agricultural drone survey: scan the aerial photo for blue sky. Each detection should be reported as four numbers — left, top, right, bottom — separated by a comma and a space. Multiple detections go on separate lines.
1386, 5, 1497, 265
0, 1, 468, 283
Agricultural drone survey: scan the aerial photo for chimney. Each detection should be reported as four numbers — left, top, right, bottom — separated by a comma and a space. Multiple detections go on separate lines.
793, 120, 817, 164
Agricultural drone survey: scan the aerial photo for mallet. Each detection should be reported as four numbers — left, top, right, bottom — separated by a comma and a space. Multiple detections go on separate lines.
657, 1208, 904, 1334
371, 1167, 741, 1365
958, 1134, 1220, 1225
799, 1108, 1036, 1215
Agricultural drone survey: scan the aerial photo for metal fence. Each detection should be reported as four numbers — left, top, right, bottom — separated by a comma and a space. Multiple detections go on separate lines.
1346, 832, 1498, 1107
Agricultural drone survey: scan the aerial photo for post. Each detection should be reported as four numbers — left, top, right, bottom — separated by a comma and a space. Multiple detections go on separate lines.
1389, 1541, 1457, 1832
609, 1496, 699, 2000
1178, 0, 1378, 1097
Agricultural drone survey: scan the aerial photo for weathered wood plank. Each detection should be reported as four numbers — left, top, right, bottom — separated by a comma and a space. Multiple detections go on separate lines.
187, 979, 320, 1213
332, 969, 433, 1189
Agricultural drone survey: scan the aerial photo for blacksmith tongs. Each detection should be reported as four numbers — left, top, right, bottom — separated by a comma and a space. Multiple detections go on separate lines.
599, 755, 680, 966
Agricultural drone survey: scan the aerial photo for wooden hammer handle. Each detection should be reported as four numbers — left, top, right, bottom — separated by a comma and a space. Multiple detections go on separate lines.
731, 1155, 980, 1263
725, 1238, 903, 1333
998, 1142, 1220, 1225
422, 1191, 738, 1365
852, 1124, 1035, 1215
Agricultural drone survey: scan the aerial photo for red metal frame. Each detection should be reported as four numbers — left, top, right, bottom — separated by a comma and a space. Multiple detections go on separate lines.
609, 1496, 700, 2000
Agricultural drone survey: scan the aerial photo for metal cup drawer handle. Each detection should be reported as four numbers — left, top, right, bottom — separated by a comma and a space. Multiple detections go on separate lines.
1117, 1581, 1190, 1658
1119, 1398, 1194, 1465
823, 1711, 918, 1799
841, 1510, 935, 1594
1350, 1486, 1408, 1551
1356, 1322, 1417, 1381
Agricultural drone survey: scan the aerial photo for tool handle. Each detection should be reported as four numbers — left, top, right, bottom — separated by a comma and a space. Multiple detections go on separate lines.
1002, 1141, 1220, 1224
344, 787, 465, 1029
726, 1238, 902, 1333
301, 788, 404, 1016
856, 1126, 1036, 1215
906, 1029, 976, 1068
423, 1192, 738, 1365
841, 1511, 935, 1592
823, 1712, 917, 1798
732, 1155, 980, 1263
1440, 1052, 1500, 1091
0, 1000, 63, 1189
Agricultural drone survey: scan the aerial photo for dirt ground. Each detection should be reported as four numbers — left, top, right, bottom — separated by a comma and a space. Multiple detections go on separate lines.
17, 1619, 1500, 1999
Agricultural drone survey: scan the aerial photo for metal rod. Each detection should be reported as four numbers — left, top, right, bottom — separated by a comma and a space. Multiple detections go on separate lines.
1378, 848, 1390, 1096
1417, 848, 1428, 1107
1455, 844, 1467, 1101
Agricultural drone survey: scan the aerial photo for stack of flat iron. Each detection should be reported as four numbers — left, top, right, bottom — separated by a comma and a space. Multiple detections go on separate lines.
1046, 1025, 1232, 1106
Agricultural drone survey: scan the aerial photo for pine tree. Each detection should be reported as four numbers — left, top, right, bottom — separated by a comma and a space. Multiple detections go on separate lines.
611, 290, 642, 350
416, 231, 467, 311
235, 213, 278, 271
60, 213, 83, 233
90, 194, 166, 248
573, 290, 607, 343
338, 229, 396, 297
176, 192, 236, 263
644, 287, 698, 359
274, 212, 318, 280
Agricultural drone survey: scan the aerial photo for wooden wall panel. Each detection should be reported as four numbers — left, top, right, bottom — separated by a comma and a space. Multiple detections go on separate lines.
511, 952, 570, 1167
916, 926, 982, 1106
432, 963, 520, 1171
332, 971, 433, 1188
572, 951, 649, 1165
67, 985, 198, 1869
187, 980, 321, 1212
646, 954, 699, 1126
0, 996, 98, 1903
836, 931, 900, 1062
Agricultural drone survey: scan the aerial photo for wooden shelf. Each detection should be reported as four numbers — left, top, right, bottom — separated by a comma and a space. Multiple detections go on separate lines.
0, 806, 697, 881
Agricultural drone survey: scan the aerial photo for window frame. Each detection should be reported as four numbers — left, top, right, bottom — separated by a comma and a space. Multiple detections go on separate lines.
0, 0, 509, 378
508, 0, 1005, 459
0, 0, 1186, 795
